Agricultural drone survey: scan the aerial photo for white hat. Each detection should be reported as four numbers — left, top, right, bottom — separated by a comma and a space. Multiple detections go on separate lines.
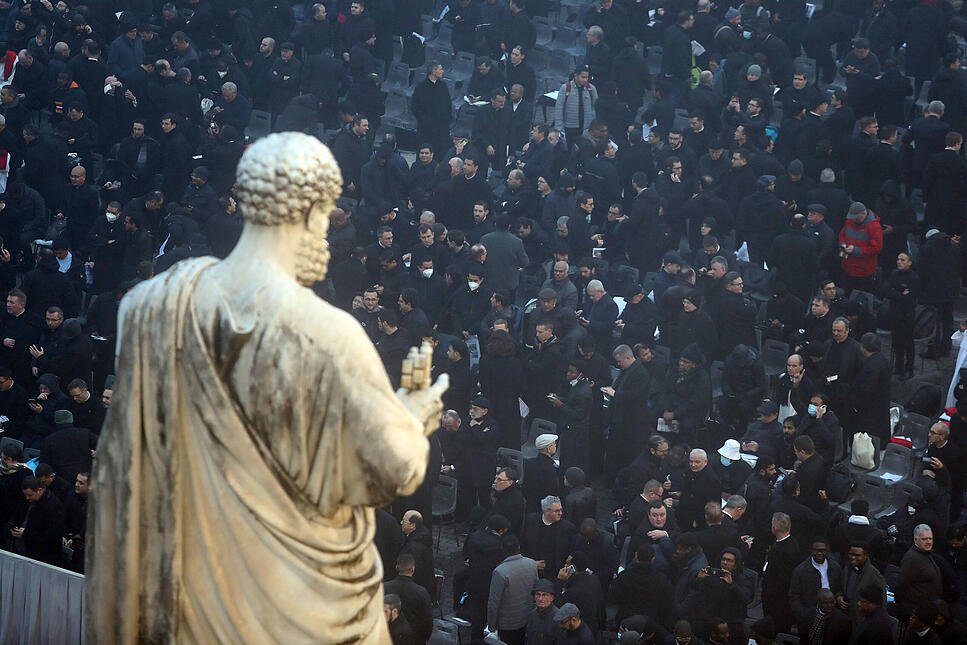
535, 434, 558, 450
718, 439, 741, 461
925, 228, 941, 239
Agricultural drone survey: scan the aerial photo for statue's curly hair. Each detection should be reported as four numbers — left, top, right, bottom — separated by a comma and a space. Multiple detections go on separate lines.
235, 133, 343, 225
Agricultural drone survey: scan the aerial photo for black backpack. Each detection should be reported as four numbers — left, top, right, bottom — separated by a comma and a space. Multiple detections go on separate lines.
826, 462, 855, 503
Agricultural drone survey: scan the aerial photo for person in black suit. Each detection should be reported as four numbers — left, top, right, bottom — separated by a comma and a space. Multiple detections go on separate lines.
520, 496, 575, 580
923, 131, 967, 235
851, 332, 892, 443
549, 360, 592, 473
601, 344, 650, 480
852, 583, 893, 645
39, 409, 96, 486
761, 511, 802, 634
793, 435, 828, 515
523, 434, 561, 514
797, 589, 852, 645
902, 101, 950, 190
383, 553, 433, 643
11, 475, 67, 566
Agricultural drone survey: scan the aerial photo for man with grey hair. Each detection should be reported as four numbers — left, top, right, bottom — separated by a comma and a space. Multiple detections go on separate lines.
448, 156, 465, 177
521, 495, 575, 580
213, 79, 251, 131
897, 524, 942, 618
678, 449, 721, 530
541, 260, 578, 312
601, 344, 649, 476
577, 278, 617, 351
926, 421, 963, 521
903, 99, 951, 189
763, 511, 800, 632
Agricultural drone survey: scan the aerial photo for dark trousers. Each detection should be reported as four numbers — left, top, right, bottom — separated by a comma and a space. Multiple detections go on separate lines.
842, 273, 876, 296
498, 627, 526, 645
934, 302, 954, 354
893, 322, 915, 371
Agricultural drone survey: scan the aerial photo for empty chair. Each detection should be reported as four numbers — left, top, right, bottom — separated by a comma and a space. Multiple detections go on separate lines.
876, 480, 923, 518
450, 51, 474, 82
451, 103, 476, 136
837, 473, 890, 515
710, 360, 726, 399
898, 411, 931, 451
760, 339, 790, 378
384, 89, 418, 131
548, 25, 578, 54
535, 22, 554, 49
872, 443, 914, 481
563, 29, 586, 58
383, 61, 413, 94
427, 21, 454, 53
431, 475, 458, 552
245, 109, 272, 141
545, 53, 573, 86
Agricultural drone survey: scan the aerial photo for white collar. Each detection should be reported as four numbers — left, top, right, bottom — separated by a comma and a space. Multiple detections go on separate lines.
848, 515, 870, 525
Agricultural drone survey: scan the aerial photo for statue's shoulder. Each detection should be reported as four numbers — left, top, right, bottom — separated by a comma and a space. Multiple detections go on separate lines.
122, 257, 219, 311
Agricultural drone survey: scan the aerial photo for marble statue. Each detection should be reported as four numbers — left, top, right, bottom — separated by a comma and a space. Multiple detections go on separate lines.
86, 133, 448, 645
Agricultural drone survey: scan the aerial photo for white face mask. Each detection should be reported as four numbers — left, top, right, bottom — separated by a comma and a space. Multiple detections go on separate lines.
907, 505, 916, 515
422, 268, 434, 278
217, 70, 228, 77
720, 455, 732, 466
468, 281, 480, 291
105, 212, 118, 222
569, 378, 579, 387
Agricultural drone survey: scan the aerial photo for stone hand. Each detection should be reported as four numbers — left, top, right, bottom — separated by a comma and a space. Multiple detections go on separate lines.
396, 373, 449, 436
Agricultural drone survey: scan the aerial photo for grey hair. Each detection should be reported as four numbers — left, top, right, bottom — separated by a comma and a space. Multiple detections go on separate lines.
449, 157, 464, 170
914, 524, 933, 538
442, 409, 460, 423
772, 512, 791, 532
586, 279, 604, 292
690, 449, 707, 461
588, 25, 604, 40
725, 495, 747, 509
930, 422, 949, 439
556, 216, 569, 227
612, 344, 633, 359
221, 81, 237, 93
928, 100, 945, 115
541, 496, 562, 511
820, 168, 835, 182
709, 255, 729, 269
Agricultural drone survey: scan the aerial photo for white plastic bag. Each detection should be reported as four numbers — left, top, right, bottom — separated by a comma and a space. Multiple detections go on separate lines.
735, 241, 750, 263
851, 432, 875, 469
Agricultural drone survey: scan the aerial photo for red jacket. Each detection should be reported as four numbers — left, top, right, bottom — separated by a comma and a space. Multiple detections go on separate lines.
839, 211, 883, 278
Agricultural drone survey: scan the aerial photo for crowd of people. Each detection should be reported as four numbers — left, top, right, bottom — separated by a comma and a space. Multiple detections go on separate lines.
0, 0, 963, 642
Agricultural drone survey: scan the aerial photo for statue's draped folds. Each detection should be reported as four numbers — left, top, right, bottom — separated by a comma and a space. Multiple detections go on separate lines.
86, 256, 428, 644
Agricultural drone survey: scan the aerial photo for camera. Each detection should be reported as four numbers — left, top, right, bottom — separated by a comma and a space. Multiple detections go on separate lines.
708, 567, 724, 577
921, 456, 933, 464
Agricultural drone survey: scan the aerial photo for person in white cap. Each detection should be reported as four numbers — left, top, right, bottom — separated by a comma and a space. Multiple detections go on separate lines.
523, 433, 561, 513
711, 438, 752, 497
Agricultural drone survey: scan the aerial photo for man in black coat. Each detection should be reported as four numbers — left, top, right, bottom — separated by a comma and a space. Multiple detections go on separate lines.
39, 409, 95, 484
761, 511, 802, 633
601, 344, 649, 479
769, 214, 818, 303
383, 553, 433, 643
923, 131, 967, 235
608, 543, 674, 626
523, 434, 561, 513
520, 496, 575, 580
713, 272, 758, 355
331, 116, 371, 194
851, 584, 893, 645
903, 101, 950, 189
462, 515, 509, 638
661, 343, 712, 445
1, 289, 44, 385
823, 317, 865, 427
21, 125, 68, 213
797, 588, 853, 645
399, 511, 435, 599
487, 467, 525, 535
550, 362, 592, 474
678, 449, 722, 530
792, 436, 829, 515
158, 114, 191, 203
13, 475, 67, 566
411, 61, 452, 157
850, 333, 891, 443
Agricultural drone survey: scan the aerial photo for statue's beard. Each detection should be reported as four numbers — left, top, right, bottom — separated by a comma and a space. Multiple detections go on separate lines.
295, 233, 330, 285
